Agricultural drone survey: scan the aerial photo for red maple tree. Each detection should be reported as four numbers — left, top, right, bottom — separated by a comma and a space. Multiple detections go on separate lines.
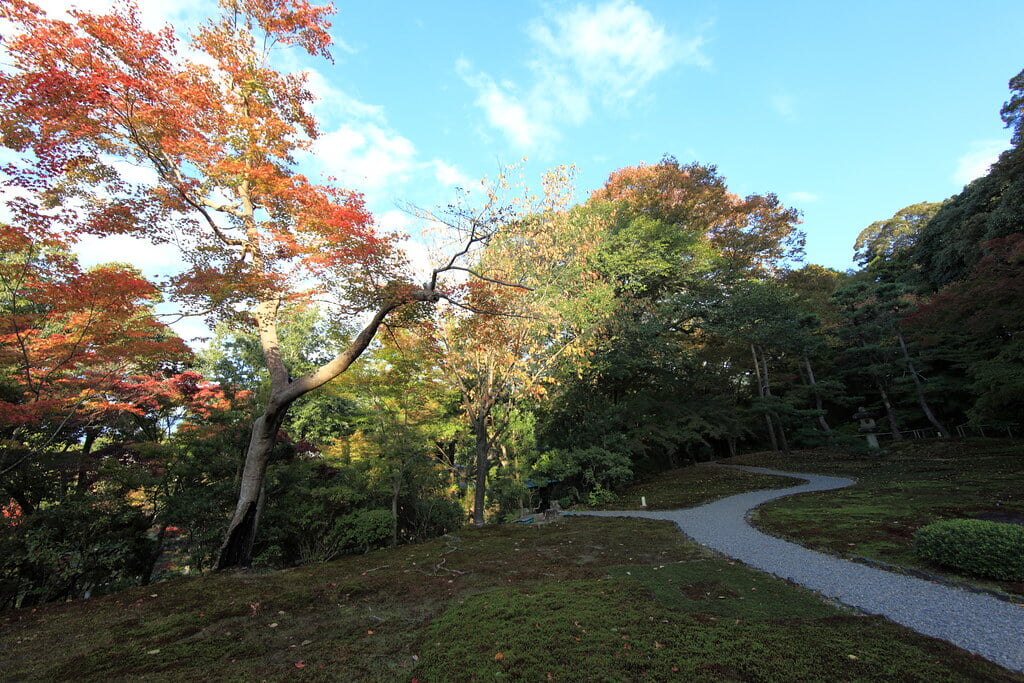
0, 0, 451, 567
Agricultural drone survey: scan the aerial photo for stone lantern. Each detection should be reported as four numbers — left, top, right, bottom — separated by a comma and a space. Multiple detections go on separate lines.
852, 406, 880, 450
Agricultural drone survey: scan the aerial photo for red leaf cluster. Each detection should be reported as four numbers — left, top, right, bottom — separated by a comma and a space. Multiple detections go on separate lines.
0, 226, 194, 431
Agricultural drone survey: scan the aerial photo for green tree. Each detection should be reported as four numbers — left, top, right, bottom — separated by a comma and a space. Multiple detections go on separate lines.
703, 276, 851, 452
854, 201, 944, 287
915, 69, 1024, 290
429, 168, 612, 525
833, 280, 951, 439
540, 158, 807, 473
905, 234, 1024, 426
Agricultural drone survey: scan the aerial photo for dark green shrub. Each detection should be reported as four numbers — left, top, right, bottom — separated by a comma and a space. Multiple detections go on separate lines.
913, 518, 1024, 581
400, 496, 463, 541
532, 446, 633, 505
1, 495, 156, 608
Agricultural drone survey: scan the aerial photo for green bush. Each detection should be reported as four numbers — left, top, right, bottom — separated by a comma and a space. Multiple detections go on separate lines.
532, 446, 633, 503
343, 508, 394, 550
1, 496, 155, 608
586, 483, 618, 507
913, 518, 1024, 581
400, 496, 463, 541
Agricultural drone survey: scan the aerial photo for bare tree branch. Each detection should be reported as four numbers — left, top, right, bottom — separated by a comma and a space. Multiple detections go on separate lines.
439, 266, 532, 291
435, 292, 546, 321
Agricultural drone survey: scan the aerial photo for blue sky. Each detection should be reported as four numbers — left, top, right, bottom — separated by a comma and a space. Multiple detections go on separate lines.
28, 0, 1024, 276
314, 0, 1023, 271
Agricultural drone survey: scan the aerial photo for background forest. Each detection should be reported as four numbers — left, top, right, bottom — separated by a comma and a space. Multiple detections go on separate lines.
0, 0, 1022, 610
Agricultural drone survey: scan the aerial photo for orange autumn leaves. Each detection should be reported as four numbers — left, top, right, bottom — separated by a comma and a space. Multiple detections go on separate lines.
0, 228, 239, 435
0, 0, 402, 318
593, 157, 803, 275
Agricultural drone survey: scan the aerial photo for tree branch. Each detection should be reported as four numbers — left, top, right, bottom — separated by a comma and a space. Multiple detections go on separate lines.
435, 293, 546, 321
281, 287, 440, 405
439, 266, 533, 291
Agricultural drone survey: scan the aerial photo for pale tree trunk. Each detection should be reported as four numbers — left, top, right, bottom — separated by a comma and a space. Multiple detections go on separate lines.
216, 289, 439, 570
391, 468, 402, 546
751, 344, 779, 452
803, 356, 832, 434
753, 344, 788, 454
875, 378, 903, 441
897, 333, 950, 438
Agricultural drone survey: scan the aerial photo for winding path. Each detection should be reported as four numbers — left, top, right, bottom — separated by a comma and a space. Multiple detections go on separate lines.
580, 464, 1024, 673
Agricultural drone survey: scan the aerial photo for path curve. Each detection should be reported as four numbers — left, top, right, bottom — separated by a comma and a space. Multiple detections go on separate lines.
580, 464, 1024, 673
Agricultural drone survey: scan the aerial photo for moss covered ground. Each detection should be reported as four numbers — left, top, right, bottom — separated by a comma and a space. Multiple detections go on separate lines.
2, 442, 1021, 681
726, 439, 1024, 598
589, 463, 794, 511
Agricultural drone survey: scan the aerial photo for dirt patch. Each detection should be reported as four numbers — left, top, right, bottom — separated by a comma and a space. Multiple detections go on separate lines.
679, 581, 741, 601
879, 523, 916, 540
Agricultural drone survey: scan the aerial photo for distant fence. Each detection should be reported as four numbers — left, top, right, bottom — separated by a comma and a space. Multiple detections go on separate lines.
873, 424, 1020, 441
952, 424, 1020, 439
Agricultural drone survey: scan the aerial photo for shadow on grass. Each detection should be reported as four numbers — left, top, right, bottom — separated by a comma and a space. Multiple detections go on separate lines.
3, 513, 1019, 681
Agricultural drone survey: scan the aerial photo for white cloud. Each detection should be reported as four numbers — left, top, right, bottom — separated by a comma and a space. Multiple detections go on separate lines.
771, 94, 797, 121
332, 37, 357, 56
302, 66, 473, 207
28, 0, 207, 35
788, 191, 819, 203
377, 209, 414, 233
75, 234, 186, 276
378, 210, 422, 275
529, 0, 708, 99
310, 116, 477, 209
313, 123, 418, 193
458, 0, 709, 151
953, 140, 1008, 186
302, 68, 385, 123
455, 59, 554, 148
432, 160, 476, 188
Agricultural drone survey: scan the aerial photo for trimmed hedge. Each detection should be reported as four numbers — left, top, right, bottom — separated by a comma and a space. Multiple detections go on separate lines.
913, 518, 1024, 582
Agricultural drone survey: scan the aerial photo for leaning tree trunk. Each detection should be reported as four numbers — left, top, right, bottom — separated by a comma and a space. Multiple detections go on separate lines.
214, 288, 440, 570
803, 356, 832, 434
875, 378, 903, 441
757, 350, 786, 456
216, 403, 289, 569
897, 333, 951, 438
755, 345, 789, 454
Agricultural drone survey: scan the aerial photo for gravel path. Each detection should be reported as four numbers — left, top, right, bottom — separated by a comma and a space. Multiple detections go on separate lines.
580, 464, 1024, 673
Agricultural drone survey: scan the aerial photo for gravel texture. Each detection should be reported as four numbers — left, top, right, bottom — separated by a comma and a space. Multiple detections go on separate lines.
581, 464, 1024, 673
